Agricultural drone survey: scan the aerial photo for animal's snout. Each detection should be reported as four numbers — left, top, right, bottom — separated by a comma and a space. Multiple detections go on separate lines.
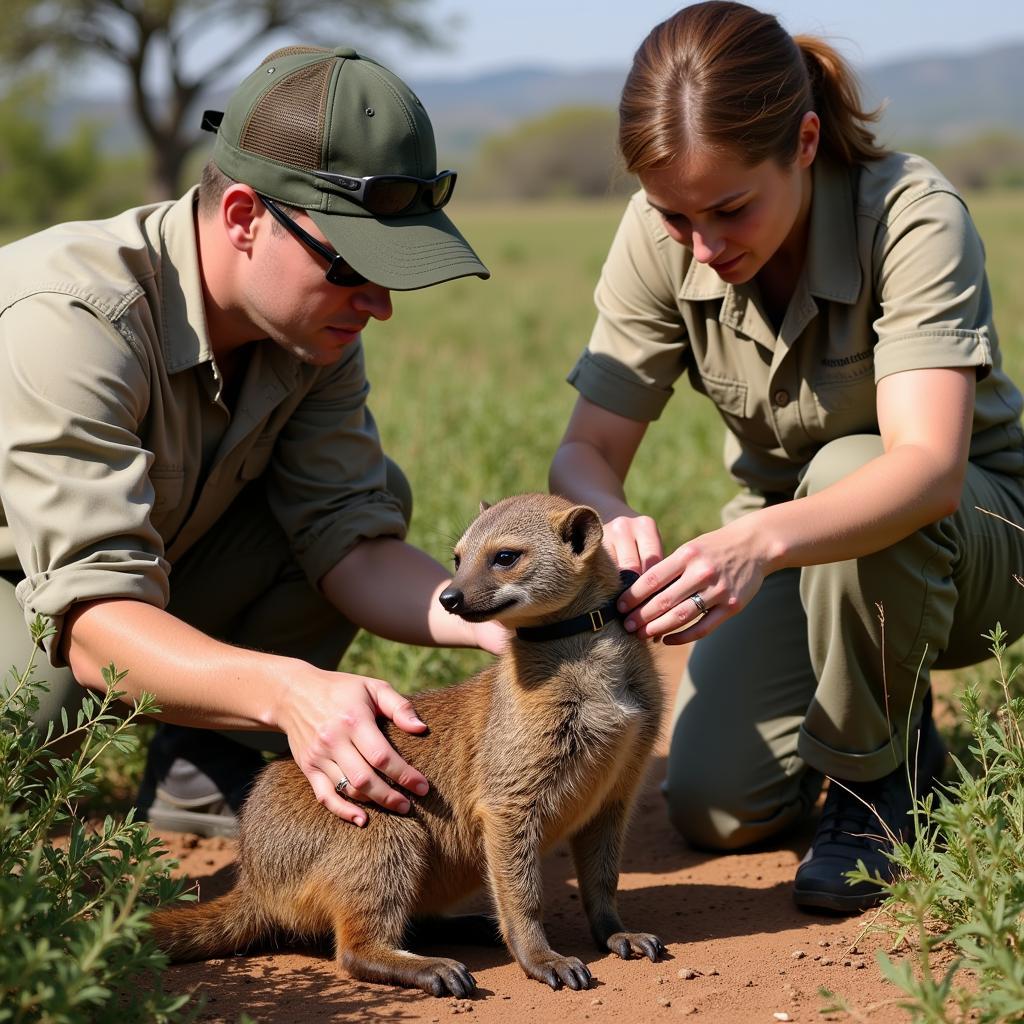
438, 586, 464, 613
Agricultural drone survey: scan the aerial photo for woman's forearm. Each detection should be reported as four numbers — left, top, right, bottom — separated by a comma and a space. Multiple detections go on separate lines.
747, 442, 964, 575
550, 440, 636, 519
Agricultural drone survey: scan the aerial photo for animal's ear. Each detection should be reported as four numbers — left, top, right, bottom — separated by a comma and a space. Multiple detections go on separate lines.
555, 505, 603, 558
479, 500, 492, 514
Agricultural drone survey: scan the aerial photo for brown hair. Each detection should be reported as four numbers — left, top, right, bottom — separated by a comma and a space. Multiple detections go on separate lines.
619, 1, 886, 173
196, 160, 303, 226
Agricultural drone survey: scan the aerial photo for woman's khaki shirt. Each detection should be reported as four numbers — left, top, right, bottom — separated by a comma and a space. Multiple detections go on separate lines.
568, 153, 1024, 509
0, 189, 406, 663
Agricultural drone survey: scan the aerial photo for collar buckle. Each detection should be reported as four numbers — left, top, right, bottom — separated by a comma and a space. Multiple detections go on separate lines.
589, 609, 606, 631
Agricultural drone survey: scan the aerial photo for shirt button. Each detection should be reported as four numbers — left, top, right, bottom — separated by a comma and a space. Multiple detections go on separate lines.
773, 389, 790, 408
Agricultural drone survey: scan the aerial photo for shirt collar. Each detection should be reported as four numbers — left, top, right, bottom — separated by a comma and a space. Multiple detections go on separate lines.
154, 186, 216, 374
676, 156, 861, 306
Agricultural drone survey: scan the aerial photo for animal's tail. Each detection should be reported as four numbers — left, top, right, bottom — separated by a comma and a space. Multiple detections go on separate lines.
150, 887, 268, 962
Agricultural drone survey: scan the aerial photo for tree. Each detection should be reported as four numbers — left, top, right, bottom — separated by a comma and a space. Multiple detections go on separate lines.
473, 106, 636, 201
0, 75, 146, 231
4, 0, 443, 198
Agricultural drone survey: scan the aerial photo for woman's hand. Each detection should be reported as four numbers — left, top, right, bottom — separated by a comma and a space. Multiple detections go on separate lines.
617, 518, 769, 644
276, 667, 431, 827
602, 511, 664, 575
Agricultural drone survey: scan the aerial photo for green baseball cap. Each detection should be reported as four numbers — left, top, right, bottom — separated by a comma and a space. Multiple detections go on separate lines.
203, 45, 489, 291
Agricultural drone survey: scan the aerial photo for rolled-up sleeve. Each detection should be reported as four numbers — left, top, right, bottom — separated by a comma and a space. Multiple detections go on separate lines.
265, 340, 407, 585
872, 188, 993, 381
568, 193, 689, 422
0, 297, 169, 664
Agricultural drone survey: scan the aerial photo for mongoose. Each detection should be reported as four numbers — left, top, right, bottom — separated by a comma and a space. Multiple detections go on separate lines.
151, 493, 666, 997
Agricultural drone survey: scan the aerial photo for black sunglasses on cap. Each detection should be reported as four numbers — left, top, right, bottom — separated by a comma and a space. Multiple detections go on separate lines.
257, 193, 369, 287
310, 168, 457, 216
201, 109, 457, 216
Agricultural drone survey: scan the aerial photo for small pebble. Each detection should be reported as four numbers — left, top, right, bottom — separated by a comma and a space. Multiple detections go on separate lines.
855, 961, 866, 970
821, 958, 834, 966
818, 940, 830, 948
791, 950, 806, 960
708, 968, 720, 976
678, 968, 699, 980
658, 997, 672, 1007
843, 959, 853, 967
774, 1014, 792, 1022
591, 998, 603, 1007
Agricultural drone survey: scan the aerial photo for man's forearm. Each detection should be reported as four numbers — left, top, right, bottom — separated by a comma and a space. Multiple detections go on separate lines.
320, 537, 475, 647
65, 598, 296, 730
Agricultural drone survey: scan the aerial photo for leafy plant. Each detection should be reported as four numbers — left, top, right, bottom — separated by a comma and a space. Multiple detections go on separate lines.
0, 615, 196, 1023
824, 624, 1024, 1022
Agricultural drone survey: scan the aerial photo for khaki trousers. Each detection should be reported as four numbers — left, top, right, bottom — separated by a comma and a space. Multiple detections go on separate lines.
665, 434, 1024, 850
2, 461, 412, 753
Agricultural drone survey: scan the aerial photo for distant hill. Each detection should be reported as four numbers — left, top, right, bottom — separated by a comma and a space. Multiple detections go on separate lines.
864, 43, 1024, 144
414, 66, 626, 156
52, 40, 1024, 161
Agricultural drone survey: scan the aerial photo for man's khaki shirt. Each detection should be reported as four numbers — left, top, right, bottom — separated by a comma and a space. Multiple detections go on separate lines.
0, 188, 406, 663
569, 152, 1024, 513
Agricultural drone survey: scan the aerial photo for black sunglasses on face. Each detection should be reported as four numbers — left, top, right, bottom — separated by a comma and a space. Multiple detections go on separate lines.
310, 168, 457, 216
257, 193, 370, 287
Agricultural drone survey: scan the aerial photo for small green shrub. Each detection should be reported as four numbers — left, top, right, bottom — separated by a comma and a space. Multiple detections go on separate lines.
0, 616, 196, 1023
825, 624, 1024, 1022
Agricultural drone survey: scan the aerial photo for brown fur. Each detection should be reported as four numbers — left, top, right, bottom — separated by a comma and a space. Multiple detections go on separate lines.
151, 493, 665, 996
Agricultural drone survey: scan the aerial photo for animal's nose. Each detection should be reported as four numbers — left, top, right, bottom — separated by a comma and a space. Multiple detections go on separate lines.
438, 586, 464, 613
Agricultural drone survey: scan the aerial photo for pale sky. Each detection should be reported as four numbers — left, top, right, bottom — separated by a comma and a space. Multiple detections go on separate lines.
72, 0, 1023, 96
380, 0, 1023, 80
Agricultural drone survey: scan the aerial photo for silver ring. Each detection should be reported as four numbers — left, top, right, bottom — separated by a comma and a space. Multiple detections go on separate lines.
334, 774, 350, 796
689, 592, 708, 616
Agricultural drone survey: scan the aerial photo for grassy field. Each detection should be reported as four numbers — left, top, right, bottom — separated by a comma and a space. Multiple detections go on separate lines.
349, 190, 1024, 691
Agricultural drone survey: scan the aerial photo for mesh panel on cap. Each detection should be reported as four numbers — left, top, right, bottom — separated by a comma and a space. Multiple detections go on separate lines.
240, 60, 332, 170
258, 45, 330, 67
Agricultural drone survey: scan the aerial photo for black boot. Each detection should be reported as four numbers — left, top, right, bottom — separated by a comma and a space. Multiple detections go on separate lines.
136, 724, 266, 838
793, 691, 947, 914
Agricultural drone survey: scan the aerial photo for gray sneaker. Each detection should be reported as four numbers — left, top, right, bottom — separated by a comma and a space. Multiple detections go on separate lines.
136, 724, 266, 838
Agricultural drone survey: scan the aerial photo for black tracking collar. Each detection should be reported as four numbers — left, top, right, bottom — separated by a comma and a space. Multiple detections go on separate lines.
515, 570, 640, 643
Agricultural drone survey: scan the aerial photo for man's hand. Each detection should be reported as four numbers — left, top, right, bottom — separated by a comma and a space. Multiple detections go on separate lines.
276, 668, 431, 826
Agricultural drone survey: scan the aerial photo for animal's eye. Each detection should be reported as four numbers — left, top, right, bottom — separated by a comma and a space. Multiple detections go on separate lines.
492, 550, 521, 568
453, 553, 461, 570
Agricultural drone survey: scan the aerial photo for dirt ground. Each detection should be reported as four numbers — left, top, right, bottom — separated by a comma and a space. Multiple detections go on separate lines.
157, 645, 926, 1024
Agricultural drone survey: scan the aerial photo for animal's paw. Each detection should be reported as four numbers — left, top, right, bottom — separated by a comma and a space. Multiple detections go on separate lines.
522, 951, 593, 991
414, 957, 477, 998
605, 931, 665, 962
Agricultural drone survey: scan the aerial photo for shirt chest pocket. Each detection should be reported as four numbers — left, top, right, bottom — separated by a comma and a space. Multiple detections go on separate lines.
239, 438, 276, 481
810, 362, 878, 437
694, 371, 750, 418
150, 467, 185, 514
